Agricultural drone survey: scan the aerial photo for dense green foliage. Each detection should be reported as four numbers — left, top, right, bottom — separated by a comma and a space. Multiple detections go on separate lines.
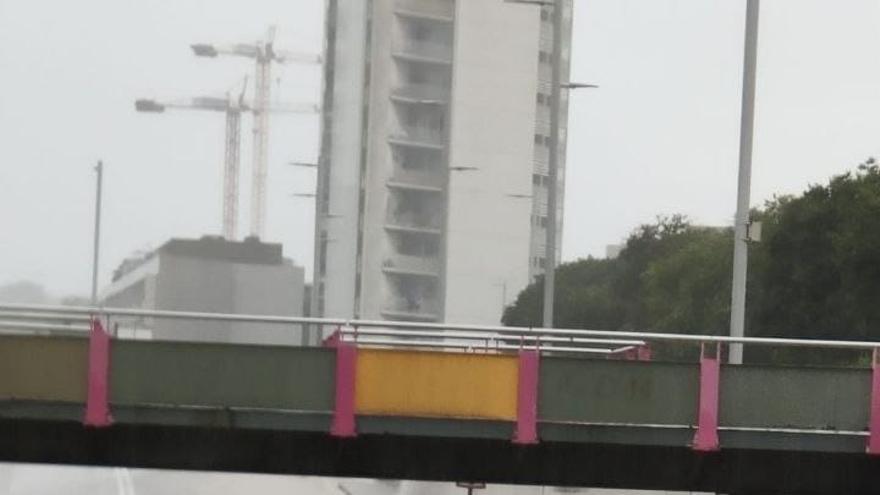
503, 162, 880, 363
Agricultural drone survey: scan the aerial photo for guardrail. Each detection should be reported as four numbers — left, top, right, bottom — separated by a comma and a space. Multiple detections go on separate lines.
4, 302, 880, 352
0, 309, 91, 336
0, 303, 644, 355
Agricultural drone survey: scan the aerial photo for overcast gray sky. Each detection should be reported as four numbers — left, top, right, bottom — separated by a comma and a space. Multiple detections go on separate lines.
3, 0, 880, 299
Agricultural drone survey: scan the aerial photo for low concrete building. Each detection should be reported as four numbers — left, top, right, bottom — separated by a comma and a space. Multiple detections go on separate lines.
102, 236, 305, 345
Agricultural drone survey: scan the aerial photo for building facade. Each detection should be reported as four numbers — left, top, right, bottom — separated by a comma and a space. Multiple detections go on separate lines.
312, 0, 572, 331
102, 236, 305, 344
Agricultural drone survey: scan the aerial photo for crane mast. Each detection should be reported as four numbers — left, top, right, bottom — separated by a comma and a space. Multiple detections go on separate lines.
250, 49, 272, 239
136, 93, 246, 240
191, 26, 321, 240
223, 106, 242, 240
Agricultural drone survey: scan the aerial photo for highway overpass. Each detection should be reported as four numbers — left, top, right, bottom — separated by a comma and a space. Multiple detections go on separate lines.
2, 304, 880, 494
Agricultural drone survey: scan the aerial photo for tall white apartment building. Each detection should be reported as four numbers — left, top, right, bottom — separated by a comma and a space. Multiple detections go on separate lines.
312, 0, 572, 329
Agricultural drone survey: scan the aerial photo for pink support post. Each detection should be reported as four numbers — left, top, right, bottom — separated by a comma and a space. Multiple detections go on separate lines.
693, 343, 721, 452
83, 316, 112, 427
635, 345, 652, 362
867, 349, 880, 454
513, 349, 540, 445
330, 342, 357, 438
322, 326, 341, 348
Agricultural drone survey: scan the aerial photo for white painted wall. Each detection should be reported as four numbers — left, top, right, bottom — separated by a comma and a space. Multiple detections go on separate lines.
443, 0, 541, 324
322, 0, 370, 321
358, 0, 397, 321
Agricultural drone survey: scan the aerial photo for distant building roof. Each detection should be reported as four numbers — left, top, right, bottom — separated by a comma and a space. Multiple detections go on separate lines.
159, 236, 284, 266
111, 236, 285, 282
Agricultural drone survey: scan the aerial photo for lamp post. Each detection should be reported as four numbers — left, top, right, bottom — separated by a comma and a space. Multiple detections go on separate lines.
729, 0, 761, 365
90, 160, 104, 305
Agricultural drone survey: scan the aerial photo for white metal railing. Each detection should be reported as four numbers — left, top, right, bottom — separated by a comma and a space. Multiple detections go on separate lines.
0, 309, 91, 336
390, 84, 450, 104
393, 39, 453, 63
337, 327, 644, 355
385, 210, 443, 231
389, 168, 445, 190
4, 302, 880, 355
382, 253, 442, 275
391, 125, 445, 147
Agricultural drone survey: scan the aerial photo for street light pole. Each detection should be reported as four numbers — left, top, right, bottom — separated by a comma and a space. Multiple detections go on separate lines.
729, 0, 761, 365
90, 160, 104, 305
543, 0, 565, 329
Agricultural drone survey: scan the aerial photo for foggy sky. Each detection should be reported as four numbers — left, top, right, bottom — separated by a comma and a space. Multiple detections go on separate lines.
3, 0, 880, 299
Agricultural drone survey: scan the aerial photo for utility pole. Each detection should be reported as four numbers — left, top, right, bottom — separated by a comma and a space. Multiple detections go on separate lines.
729, 0, 761, 365
90, 160, 104, 305
543, 0, 565, 329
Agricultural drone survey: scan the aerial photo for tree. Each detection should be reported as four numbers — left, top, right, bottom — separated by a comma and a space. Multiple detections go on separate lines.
745, 161, 880, 364
503, 160, 880, 365
504, 215, 705, 331
642, 226, 732, 336
502, 257, 625, 330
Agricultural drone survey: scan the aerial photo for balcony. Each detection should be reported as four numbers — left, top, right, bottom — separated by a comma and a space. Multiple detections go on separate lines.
382, 254, 441, 278
390, 84, 449, 106
392, 39, 453, 65
387, 181, 443, 194
388, 126, 445, 150
387, 168, 445, 193
388, 203, 442, 223
394, 0, 454, 23
381, 298, 441, 322
384, 223, 442, 236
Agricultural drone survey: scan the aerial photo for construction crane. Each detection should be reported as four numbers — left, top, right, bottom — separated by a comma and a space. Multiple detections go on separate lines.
136, 83, 247, 240
191, 26, 322, 240
135, 83, 318, 240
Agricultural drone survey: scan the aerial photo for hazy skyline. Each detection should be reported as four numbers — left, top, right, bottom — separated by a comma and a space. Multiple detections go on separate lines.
3, 0, 880, 298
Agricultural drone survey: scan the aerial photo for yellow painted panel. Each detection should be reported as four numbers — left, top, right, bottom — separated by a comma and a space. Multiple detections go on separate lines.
355, 349, 518, 420
0, 335, 88, 402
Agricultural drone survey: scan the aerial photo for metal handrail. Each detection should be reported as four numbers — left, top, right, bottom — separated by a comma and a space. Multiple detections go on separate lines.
0, 311, 90, 322
340, 335, 624, 355
338, 326, 646, 345
0, 320, 90, 335
3, 302, 880, 351
338, 327, 645, 354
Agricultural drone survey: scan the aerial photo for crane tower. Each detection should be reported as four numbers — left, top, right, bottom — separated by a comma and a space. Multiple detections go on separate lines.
136, 91, 246, 239
135, 86, 317, 240
191, 26, 321, 239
